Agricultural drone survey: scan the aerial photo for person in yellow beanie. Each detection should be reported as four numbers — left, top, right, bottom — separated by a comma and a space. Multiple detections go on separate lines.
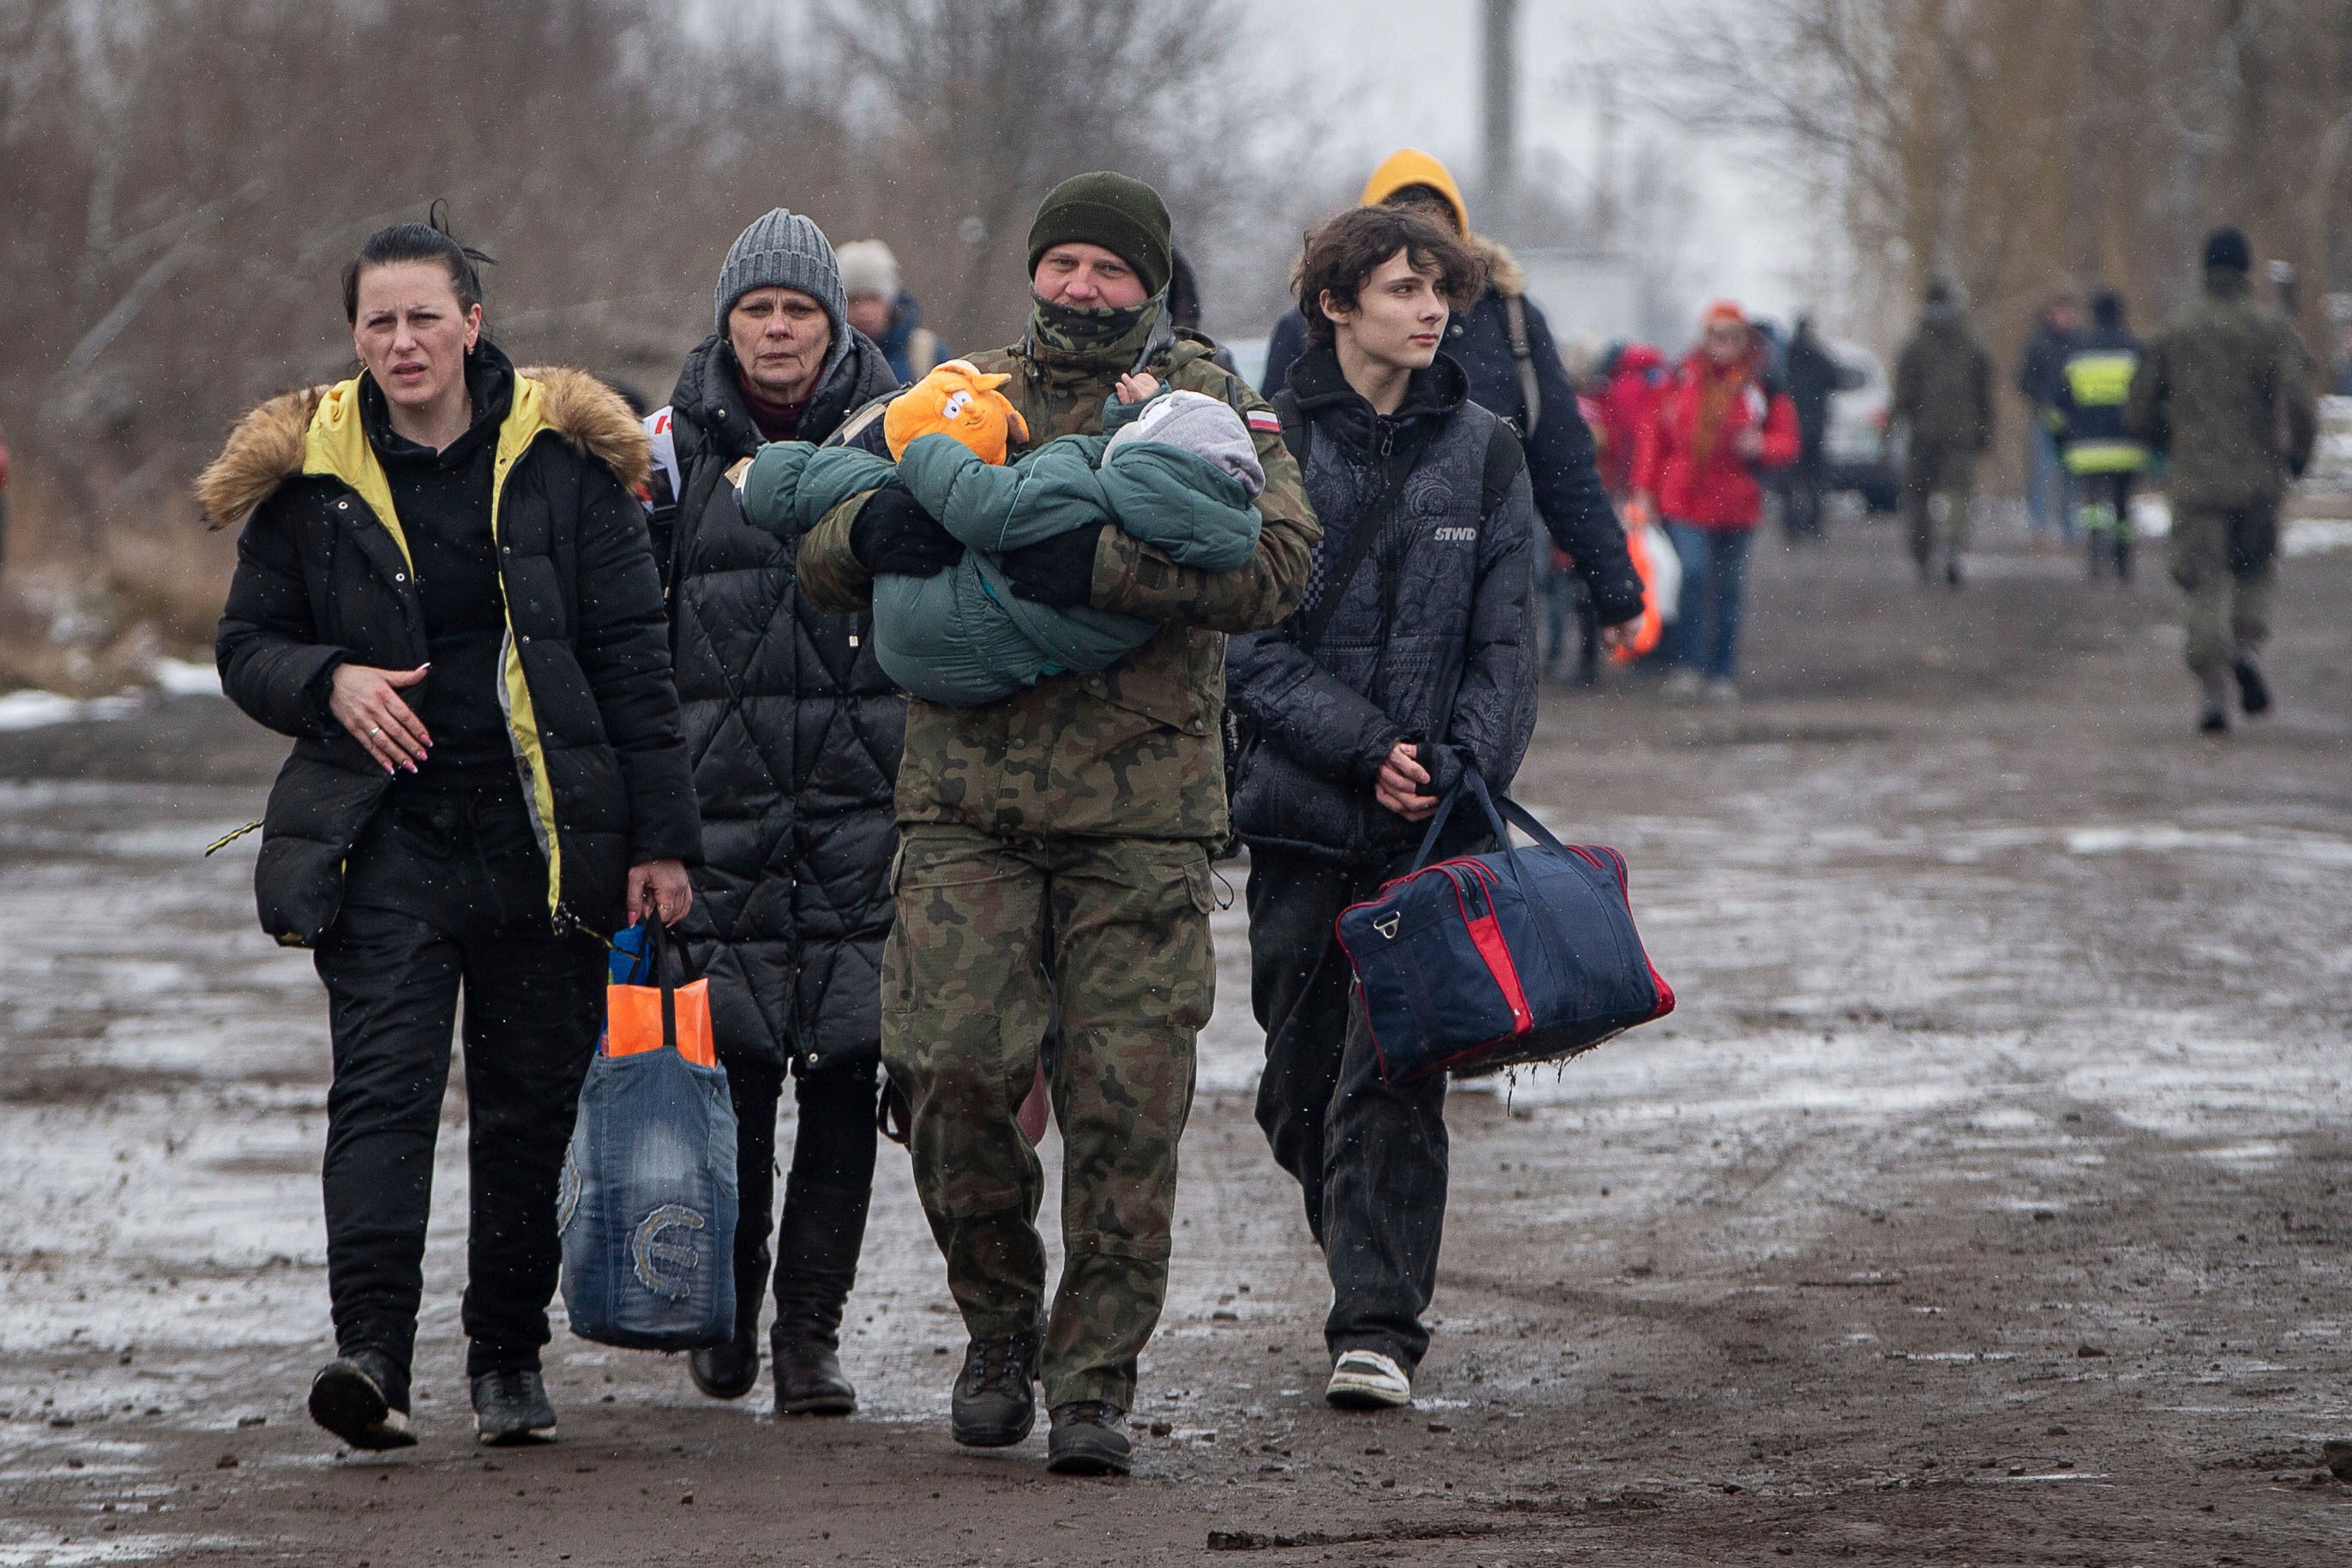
1261, 150, 1642, 670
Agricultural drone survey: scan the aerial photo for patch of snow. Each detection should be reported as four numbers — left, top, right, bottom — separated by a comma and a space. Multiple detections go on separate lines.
2284, 517, 2352, 556
0, 691, 141, 732
150, 659, 221, 698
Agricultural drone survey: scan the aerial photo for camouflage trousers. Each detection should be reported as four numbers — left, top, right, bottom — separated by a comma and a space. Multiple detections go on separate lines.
881, 824, 1214, 1410
2169, 500, 2278, 678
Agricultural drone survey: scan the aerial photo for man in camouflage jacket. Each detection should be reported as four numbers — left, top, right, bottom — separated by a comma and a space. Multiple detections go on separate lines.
793, 171, 1318, 1476
2126, 226, 2316, 732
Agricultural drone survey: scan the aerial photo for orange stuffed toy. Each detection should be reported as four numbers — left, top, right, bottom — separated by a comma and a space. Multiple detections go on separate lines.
882, 359, 1030, 466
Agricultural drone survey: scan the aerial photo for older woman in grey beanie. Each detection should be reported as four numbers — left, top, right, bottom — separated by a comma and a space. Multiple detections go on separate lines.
639, 208, 903, 1416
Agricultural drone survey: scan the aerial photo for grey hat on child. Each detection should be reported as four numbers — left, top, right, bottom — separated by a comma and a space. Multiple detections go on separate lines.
1104, 390, 1266, 497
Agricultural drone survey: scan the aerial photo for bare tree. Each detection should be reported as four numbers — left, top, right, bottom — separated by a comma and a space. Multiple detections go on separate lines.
1645, 0, 2352, 478
817, 0, 1268, 345
0, 0, 1295, 682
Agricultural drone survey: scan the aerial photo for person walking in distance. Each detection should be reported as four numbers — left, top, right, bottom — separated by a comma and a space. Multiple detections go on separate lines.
2054, 290, 2149, 582
793, 171, 1318, 1475
2126, 226, 2317, 734
2018, 289, 2081, 545
1893, 277, 1994, 587
1633, 302, 1798, 704
1781, 315, 1862, 542
640, 211, 904, 1415
1228, 204, 1537, 1414
838, 239, 948, 385
203, 217, 701, 1451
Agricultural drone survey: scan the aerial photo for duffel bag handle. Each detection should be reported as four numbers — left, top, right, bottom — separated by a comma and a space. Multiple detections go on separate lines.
1410, 766, 1573, 872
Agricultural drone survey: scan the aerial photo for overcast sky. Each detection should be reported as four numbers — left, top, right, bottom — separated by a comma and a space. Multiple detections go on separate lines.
1249, 0, 1820, 339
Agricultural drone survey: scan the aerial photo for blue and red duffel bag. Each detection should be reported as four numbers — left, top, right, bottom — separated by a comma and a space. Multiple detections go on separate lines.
1334, 769, 1674, 1083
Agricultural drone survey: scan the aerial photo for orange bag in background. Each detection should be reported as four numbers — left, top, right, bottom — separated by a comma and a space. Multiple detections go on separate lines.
1611, 505, 1674, 664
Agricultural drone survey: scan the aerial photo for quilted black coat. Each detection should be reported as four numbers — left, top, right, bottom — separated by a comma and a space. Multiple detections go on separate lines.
1227, 346, 1539, 866
653, 332, 903, 1076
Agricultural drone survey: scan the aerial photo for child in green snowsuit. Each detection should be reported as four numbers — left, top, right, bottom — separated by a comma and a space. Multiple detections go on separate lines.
739, 381, 1265, 706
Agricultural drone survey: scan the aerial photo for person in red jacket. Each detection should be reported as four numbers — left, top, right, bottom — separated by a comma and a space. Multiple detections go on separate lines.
1596, 343, 1668, 499
1633, 303, 1798, 702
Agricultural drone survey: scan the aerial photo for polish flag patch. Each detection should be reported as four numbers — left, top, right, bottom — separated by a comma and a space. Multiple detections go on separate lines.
1246, 409, 1282, 434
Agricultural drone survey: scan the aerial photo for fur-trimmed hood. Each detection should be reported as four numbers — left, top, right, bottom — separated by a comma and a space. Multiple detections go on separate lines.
1470, 233, 1525, 301
197, 364, 649, 529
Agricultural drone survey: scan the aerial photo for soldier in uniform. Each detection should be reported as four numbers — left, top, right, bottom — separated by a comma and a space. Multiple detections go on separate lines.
790, 171, 1319, 1476
2127, 227, 2317, 733
1892, 276, 1994, 586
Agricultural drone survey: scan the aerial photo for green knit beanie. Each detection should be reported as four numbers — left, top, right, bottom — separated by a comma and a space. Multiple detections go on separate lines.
1026, 172, 1173, 297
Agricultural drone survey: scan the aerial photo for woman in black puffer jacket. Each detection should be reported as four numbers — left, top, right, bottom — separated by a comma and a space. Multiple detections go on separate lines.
206, 219, 700, 1453
641, 210, 904, 1415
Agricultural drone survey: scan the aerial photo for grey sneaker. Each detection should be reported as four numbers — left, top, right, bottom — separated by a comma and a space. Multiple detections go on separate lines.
308, 1350, 416, 1451
471, 1367, 557, 1446
1325, 1349, 1412, 1409
949, 1327, 1041, 1448
1045, 1401, 1132, 1476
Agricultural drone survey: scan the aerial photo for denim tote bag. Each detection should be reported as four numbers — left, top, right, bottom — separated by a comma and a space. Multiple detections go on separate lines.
559, 917, 738, 1349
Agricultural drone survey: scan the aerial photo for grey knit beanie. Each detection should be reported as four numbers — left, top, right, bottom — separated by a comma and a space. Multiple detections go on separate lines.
714, 208, 849, 375
1105, 390, 1265, 497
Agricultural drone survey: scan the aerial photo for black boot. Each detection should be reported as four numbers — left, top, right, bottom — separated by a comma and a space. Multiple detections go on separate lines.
308, 1349, 415, 1451
770, 1175, 868, 1416
689, 1237, 768, 1401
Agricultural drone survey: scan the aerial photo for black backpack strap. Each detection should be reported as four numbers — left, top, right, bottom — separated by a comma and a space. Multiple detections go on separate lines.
1479, 416, 1525, 523
1293, 424, 1419, 657
1272, 387, 1313, 476
1502, 294, 1541, 435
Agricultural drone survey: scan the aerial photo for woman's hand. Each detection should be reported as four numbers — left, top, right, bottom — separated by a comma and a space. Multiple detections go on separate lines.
1734, 428, 1766, 460
628, 859, 695, 926
1375, 741, 1439, 821
330, 664, 431, 772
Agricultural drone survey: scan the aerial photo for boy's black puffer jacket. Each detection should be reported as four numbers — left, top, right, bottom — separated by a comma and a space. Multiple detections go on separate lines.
1227, 346, 1539, 865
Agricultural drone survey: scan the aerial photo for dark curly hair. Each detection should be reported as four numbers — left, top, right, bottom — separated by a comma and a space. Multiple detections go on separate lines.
1295, 205, 1485, 348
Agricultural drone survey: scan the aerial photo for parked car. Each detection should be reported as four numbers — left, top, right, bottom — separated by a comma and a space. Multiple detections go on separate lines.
1824, 340, 1901, 514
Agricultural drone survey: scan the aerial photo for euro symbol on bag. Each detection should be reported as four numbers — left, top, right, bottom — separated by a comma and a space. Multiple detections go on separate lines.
631, 1203, 707, 1300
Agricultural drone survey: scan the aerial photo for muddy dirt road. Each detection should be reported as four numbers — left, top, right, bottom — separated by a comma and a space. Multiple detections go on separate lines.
4, 521, 2350, 1566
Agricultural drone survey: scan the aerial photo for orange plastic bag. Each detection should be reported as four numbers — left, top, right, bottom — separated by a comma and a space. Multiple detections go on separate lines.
603, 919, 717, 1067
1610, 508, 1669, 664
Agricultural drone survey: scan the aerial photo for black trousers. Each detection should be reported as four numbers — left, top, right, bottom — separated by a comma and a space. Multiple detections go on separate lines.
724, 1054, 880, 1316
1248, 846, 1450, 1371
311, 782, 603, 1402
1784, 448, 1826, 540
